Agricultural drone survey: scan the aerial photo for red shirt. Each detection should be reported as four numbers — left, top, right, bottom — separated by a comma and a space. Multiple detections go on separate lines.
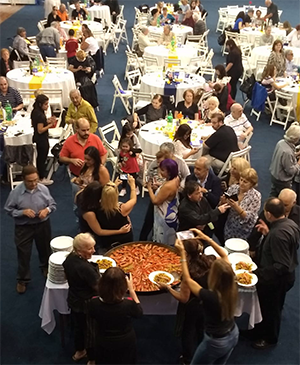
119, 151, 139, 174
60, 134, 107, 176
65, 38, 79, 58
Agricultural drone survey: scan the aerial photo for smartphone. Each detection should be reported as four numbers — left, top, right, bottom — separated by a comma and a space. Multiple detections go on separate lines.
176, 230, 195, 240
224, 192, 238, 201
120, 174, 128, 180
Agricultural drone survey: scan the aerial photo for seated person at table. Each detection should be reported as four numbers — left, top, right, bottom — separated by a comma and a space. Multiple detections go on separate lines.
200, 96, 221, 124
159, 7, 175, 25
259, 26, 274, 46
213, 83, 233, 114
80, 27, 99, 60
261, 64, 290, 100
287, 24, 300, 48
233, 11, 245, 31
12, 27, 29, 61
36, 21, 60, 61
244, 8, 254, 26
133, 94, 167, 124
190, 0, 200, 13
148, 9, 160, 26
182, 10, 195, 28
285, 49, 298, 76
0, 48, 13, 77
178, 181, 229, 233
68, 49, 96, 84
71, 1, 88, 20
186, 156, 222, 208
57, 3, 69, 21
208, 64, 231, 89
158, 25, 176, 45
59, 118, 107, 178
173, 124, 199, 160
193, 13, 206, 35
65, 29, 79, 63
103, 0, 120, 24
175, 89, 199, 121
253, 9, 263, 26
138, 27, 157, 55
224, 103, 253, 147
267, 39, 286, 77
0, 76, 23, 113
156, 1, 164, 14
280, 21, 293, 36
66, 89, 98, 134
46, 6, 61, 27
178, 0, 190, 23
202, 113, 239, 174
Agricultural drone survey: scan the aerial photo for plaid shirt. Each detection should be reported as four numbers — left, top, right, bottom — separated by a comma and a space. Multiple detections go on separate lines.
0, 86, 23, 109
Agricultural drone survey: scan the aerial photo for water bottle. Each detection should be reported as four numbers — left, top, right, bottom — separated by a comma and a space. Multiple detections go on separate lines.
167, 110, 173, 131
5, 101, 13, 122
157, 16, 160, 28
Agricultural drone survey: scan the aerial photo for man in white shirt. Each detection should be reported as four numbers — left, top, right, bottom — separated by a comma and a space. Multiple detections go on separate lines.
137, 27, 156, 55
224, 103, 253, 146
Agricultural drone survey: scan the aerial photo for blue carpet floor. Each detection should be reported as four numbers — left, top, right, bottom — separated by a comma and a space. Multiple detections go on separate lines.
0, 0, 299, 364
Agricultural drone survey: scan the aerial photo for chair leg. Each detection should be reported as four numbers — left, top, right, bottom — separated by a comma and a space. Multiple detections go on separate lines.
111, 95, 116, 113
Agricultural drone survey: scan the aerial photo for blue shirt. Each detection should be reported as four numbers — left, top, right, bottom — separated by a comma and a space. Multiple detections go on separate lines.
160, 13, 175, 24
233, 18, 243, 30
286, 59, 298, 76
4, 182, 56, 225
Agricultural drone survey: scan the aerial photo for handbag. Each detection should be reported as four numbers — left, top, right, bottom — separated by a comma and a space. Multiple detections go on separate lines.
51, 139, 65, 159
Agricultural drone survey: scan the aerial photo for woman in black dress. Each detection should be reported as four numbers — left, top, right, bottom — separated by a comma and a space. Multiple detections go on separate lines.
31, 94, 56, 185
88, 267, 143, 364
225, 39, 243, 99
175, 89, 199, 120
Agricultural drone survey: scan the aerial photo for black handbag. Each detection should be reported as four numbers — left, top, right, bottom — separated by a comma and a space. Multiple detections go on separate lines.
51, 139, 65, 159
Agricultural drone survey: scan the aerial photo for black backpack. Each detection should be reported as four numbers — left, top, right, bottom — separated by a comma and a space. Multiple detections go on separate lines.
240, 74, 256, 100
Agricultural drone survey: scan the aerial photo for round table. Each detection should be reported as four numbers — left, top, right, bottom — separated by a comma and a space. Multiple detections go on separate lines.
30, 45, 67, 60
70, 4, 111, 26
138, 119, 214, 157
281, 78, 300, 120
250, 46, 300, 66
148, 24, 193, 43
139, 72, 206, 105
60, 20, 103, 34
240, 26, 286, 45
6, 68, 76, 108
144, 45, 198, 67
2, 113, 32, 147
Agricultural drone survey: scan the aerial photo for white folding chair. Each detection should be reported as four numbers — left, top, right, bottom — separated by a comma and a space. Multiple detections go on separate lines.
255, 59, 268, 80
270, 91, 297, 130
13, 60, 30, 69
216, 8, 227, 33
41, 88, 63, 114
103, 23, 117, 54
141, 153, 156, 197
46, 57, 67, 68
199, 29, 210, 49
163, 58, 181, 69
218, 146, 252, 178
197, 90, 213, 117
132, 90, 153, 111
254, 35, 261, 47
111, 75, 132, 114
48, 108, 66, 138
18, 88, 34, 108
37, 19, 47, 32
148, 32, 161, 43
118, 4, 124, 20
222, 31, 239, 55
126, 69, 142, 91
143, 55, 159, 73
115, 18, 128, 47
199, 67, 215, 81
240, 131, 253, 149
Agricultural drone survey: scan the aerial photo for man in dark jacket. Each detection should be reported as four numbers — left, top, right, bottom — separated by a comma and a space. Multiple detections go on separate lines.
103, 0, 120, 23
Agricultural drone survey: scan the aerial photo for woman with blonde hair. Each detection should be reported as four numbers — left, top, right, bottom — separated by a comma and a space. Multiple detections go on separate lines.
176, 229, 238, 365
80, 27, 98, 58
0, 48, 13, 77
201, 96, 221, 124
68, 49, 95, 83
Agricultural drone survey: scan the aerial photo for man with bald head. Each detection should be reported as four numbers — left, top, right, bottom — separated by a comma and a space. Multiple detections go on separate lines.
60, 118, 107, 177
0, 76, 23, 112
185, 156, 221, 208
264, 0, 279, 25
224, 103, 253, 146
57, 3, 68, 21
65, 89, 98, 134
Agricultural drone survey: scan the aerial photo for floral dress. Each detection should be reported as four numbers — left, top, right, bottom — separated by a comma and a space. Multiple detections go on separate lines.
267, 51, 286, 77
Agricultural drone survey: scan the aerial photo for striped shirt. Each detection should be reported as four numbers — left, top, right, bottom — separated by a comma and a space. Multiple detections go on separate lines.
224, 113, 252, 138
0, 86, 23, 109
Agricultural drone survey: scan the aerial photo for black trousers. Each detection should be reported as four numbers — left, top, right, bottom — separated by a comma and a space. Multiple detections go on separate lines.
72, 310, 95, 359
229, 75, 240, 100
36, 141, 49, 179
15, 220, 51, 282
269, 175, 292, 197
139, 200, 154, 241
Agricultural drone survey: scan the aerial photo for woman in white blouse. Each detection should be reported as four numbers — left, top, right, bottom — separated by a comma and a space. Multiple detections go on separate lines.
173, 124, 199, 159
287, 24, 300, 48
80, 27, 99, 56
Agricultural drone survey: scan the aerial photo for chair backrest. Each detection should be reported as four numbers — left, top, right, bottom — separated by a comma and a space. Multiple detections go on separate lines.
41, 88, 63, 112
18, 88, 34, 107
46, 57, 67, 68
126, 68, 142, 89
255, 59, 268, 79
13, 60, 30, 69
143, 55, 158, 66
199, 67, 215, 81
163, 58, 181, 68
132, 90, 153, 110
197, 90, 213, 115
186, 34, 203, 43
98, 121, 121, 148
240, 44, 252, 57
274, 90, 293, 102
149, 32, 161, 42
218, 146, 252, 178
112, 75, 125, 94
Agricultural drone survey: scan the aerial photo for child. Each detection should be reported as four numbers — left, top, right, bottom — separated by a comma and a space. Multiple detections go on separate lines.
65, 29, 78, 64
118, 138, 142, 197
120, 123, 141, 149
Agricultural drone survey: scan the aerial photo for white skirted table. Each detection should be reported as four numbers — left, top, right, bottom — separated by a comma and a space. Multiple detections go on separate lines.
29, 45, 67, 60
60, 20, 103, 34
144, 45, 198, 67
250, 46, 300, 66
6, 68, 76, 108
70, 4, 111, 26
240, 27, 286, 45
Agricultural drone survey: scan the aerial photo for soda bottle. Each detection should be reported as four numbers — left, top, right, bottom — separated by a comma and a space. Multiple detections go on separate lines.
167, 110, 173, 131
5, 101, 13, 122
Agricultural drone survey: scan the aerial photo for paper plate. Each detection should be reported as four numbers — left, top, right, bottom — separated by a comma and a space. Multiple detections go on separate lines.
204, 246, 228, 258
50, 236, 73, 252
149, 271, 174, 285
228, 253, 257, 271
89, 255, 116, 273
235, 270, 258, 287
49, 251, 69, 265
225, 238, 249, 253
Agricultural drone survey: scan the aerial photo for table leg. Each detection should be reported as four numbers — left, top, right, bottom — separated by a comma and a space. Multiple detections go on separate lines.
59, 313, 67, 347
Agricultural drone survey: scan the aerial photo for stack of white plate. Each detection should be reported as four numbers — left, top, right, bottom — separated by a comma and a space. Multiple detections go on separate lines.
50, 236, 73, 253
204, 246, 228, 258
225, 238, 249, 255
48, 251, 69, 284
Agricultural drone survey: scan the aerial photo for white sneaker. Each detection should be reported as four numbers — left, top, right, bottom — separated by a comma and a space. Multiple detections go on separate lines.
136, 186, 140, 195
40, 178, 54, 186
119, 188, 126, 196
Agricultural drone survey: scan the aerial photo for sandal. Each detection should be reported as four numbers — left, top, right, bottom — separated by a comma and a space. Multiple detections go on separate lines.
72, 351, 87, 361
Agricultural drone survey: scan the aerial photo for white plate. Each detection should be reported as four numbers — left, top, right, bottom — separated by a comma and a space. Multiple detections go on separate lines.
89, 255, 116, 273
204, 246, 228, 258
149, 271, 174, 285
228, 253, 257, 271
225, 238, 249, 253
235, 270, 258, 287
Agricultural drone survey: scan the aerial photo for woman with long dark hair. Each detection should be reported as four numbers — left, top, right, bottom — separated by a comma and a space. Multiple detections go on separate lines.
176, 229, 239, 365
88, 267, 142, 364
225, 39, 243, 99
173, 124, 199, 159
31, 94, 56, 185
233, 11, 245, 31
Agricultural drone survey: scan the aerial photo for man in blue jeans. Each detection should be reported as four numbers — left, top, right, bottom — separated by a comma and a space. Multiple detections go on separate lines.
36, 21, 60, 61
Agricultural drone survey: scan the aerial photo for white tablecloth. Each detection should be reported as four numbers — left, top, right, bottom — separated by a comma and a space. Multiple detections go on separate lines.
39, 279, 261, 334
140, 72, 206, 104
148, 24, 193, 43
240, 27, 286, 45
225, 6, 269, 17
144, 45, 198, 67
29, 45, 67, 60
6, 68, 76, 108
70, 4, 111, 26
60, 20, 103, 34
250, 46, 300, 66
281, 78, 300, 120
2, 113, 32, 146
